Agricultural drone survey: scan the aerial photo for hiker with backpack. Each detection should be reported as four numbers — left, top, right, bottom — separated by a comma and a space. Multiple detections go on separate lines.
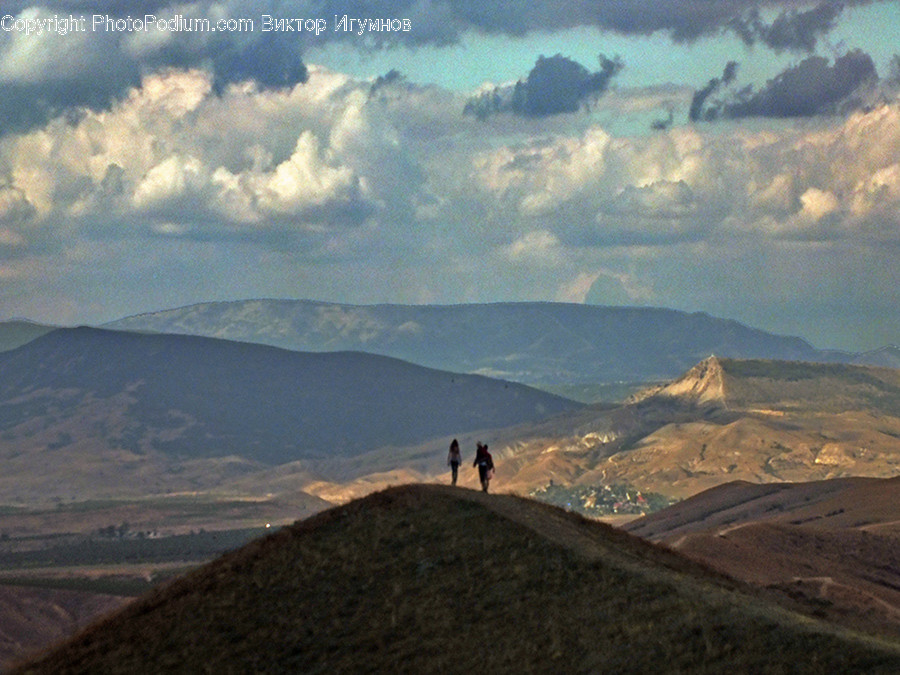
473, 442, 494, 493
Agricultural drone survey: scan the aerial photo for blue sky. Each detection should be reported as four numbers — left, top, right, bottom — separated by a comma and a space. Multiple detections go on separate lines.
0, 1, 899, 351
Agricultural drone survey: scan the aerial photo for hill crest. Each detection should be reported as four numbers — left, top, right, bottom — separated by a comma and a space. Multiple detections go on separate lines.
13, 484, 900, 674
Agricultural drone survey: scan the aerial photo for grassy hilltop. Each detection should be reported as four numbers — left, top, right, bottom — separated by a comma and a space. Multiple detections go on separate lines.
13, 485, 900, 674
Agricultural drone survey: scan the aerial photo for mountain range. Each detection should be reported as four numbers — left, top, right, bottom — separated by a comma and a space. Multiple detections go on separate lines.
0, 320, 899, 668
3, 321, 898, 509
12, 485, 900, 674
0, 320, 55, 352
104, 299, 882, 387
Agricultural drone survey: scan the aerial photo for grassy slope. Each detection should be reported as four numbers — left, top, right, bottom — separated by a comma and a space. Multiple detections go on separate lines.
13, 485, 900, 674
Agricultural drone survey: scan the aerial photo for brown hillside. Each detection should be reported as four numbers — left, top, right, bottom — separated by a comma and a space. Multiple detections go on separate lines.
0, 586, 126, 669
13, 485, 900, 674
626, 477, 900, 639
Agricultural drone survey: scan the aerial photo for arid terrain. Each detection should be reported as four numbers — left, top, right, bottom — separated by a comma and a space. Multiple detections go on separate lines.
626, 476, 900, 639
297, 356, 900, 505
459, 356, 900, 499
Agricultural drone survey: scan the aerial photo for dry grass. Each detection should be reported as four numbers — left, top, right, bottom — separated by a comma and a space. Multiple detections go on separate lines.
13, 485, 900, 674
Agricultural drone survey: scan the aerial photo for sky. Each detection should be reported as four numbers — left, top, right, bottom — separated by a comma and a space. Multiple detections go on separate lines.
0, 1, 899, 351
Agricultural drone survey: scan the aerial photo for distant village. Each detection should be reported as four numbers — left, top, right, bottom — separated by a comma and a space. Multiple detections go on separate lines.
530, 482, 676, 518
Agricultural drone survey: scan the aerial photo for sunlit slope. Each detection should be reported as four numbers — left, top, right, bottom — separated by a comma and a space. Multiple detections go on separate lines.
15, 485, 900, 674
486, 357, 900, 499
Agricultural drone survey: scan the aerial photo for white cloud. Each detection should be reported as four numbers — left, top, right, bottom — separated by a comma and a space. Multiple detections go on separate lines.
557, 271, 602, 303
0, 8, 103, 83
256, 131, 358, 215
798, 187, 839, 222
503, 230, 561, 263
0, 184, 35, 226
132, 154, 207, 208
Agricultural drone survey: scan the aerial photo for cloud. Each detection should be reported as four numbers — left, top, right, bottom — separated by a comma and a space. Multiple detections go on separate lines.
583, 269, 655, 305
503, 230, 561, 263
2, 36, 900, 349
0, 3, 309, 134
798, 187, 839, 221
339, 0, 866, 47
689, 61, 739, 122
246, 131, 367, 221
465, 54, 623, 119
729, 2, 844, 52
0, 184, 36, 227
694, 50, 879, 121
0, 66, 417, 248
0, 0, 884, 136
469, 93, 900, 253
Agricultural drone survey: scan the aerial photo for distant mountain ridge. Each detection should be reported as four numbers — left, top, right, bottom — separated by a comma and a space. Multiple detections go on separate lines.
0, 320, 56, 352
104, 299, 864, 386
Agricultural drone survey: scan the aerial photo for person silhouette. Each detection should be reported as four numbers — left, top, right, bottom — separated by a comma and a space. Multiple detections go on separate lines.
473, 442, 494, 493
447, 438, 461, 485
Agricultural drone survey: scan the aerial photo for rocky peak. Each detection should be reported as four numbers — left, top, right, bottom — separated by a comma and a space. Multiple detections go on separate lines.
636, 355, 727, 407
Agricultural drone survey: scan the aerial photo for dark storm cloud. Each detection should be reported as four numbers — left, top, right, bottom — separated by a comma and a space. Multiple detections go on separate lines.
0, 72, 141, 136
312, 0, 869, 48
689, 61, 739, 122
0, 2, 309, 134
0, 0, 877, 136
696, 50, 878, 120
191, 33, 309, 94
464, 54, 623, 119
729, 2, 844, 52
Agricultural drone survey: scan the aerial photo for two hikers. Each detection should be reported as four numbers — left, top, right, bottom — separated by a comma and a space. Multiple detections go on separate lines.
447, 439, 494, 492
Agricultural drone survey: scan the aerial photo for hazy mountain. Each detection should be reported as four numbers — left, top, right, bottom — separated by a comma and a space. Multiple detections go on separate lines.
104, 299, 843, 386
0, 320, 55, 352
853, 345, 900, 369
14, 485, 900, 674
0, 327, 578, 503
626, 476, 900, 638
